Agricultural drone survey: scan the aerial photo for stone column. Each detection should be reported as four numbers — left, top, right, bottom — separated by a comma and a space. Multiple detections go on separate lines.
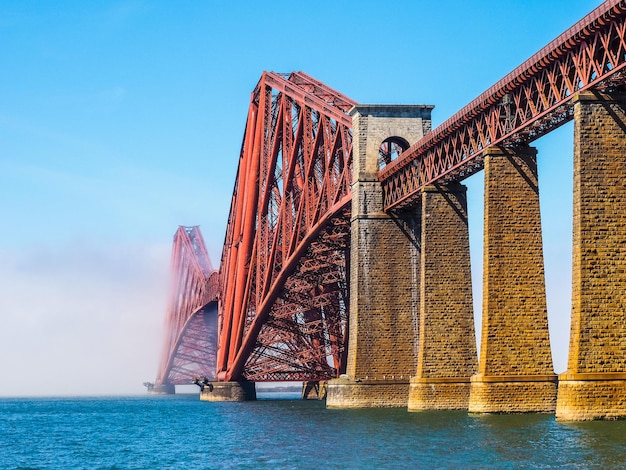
468, 146, 557, 413
326, 104, 433, 408
557, 91, 626, 421
408, 183, 478, 411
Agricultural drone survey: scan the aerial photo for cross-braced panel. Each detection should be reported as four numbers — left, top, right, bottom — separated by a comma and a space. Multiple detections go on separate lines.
165, 304, 218, 383
244, 210, 350, 381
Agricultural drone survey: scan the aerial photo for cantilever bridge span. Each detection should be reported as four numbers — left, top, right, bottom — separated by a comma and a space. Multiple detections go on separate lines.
150, 226, 219, 394
153, 0, 626, 419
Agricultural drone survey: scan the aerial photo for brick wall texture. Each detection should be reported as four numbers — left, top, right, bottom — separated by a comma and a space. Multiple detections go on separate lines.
408, 183, 477, 411
327, 105, 432, 408
556, 91, 626, 420
468, 146, 557, 413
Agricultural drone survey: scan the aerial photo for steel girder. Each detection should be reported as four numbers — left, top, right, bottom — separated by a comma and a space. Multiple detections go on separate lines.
218, 72, 357, 382
380, 0, 626, 211
155, 226, 219, 386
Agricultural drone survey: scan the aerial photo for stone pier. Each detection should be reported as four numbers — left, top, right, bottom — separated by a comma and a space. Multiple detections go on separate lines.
326, 104, 433, 408
408, 183, 477, 411
199, 381, 256, 402
556, 91, 626, 421
468, 146, 557, 413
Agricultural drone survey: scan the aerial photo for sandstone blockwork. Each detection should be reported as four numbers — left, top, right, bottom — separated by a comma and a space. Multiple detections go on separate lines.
556, 91, 626, 421
327, 105, 433, 408
327, 94, 626, 420
557, 375, 626, 420
479, 147, 554, 376
408, 183, 477, 411
469, 379, 557, 413
345, 206, 419, 382
326, 378, 410, 408
408, 379, 472, 411
469, 146, 557, 413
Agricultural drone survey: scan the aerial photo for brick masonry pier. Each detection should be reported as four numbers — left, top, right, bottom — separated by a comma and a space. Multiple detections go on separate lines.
408, 183, 477, 411
556, 91, 626, 421
468, 146, 557, 413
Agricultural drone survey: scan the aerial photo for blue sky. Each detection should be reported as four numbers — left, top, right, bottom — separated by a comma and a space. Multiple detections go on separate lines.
0, 1, 603, 396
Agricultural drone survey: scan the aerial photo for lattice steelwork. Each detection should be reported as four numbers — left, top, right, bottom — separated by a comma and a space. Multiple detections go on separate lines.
155, 226, 219, 387
217, 72, 357, 382
380, 0, 626, 210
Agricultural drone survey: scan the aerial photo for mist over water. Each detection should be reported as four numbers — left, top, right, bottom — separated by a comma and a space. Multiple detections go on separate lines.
0, 241, 170, 397
2, 395, 625, 469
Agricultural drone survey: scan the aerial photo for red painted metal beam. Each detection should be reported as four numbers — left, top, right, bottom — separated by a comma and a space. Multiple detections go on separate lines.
218, 72, 356, 382
380, 0, 626, 211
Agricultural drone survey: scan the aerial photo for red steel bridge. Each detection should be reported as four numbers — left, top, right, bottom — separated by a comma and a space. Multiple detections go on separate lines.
151, 0, 626, 392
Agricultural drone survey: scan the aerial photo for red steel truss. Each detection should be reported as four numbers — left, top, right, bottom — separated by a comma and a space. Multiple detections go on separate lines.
380, 0, 626, 211
154, 226, 219, 387
217, 71, 357, 382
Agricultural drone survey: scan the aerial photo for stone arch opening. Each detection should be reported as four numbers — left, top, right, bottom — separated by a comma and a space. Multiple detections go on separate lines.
378, 136, 410, 170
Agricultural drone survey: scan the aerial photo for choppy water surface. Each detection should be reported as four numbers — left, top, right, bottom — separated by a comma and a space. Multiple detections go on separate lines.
1, 394, 625, 469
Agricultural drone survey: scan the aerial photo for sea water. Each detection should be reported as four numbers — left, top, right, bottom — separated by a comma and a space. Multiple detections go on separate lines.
1, 394, 626, 469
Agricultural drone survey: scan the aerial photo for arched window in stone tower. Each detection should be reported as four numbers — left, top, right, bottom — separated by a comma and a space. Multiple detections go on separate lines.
378, 136, 410, 171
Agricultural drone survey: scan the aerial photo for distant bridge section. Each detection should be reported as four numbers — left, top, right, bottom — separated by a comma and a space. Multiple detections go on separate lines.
149, 226, 218, 394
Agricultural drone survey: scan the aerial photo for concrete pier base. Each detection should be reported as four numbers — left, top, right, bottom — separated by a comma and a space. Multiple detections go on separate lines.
468, 375, 557, 413
149, 383, 175, 395
555, 92, 626, 421
408, 378, 471, 411
326, 378, 409, 408
556, 373, 626, 421
199, 381, 256, 402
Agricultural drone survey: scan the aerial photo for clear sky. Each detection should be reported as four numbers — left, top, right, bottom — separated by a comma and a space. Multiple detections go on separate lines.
0, 0, 604, 396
